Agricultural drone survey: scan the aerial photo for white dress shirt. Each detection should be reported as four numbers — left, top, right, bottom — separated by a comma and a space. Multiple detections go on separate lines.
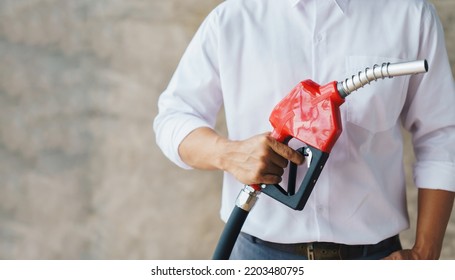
154, 0, 455, 244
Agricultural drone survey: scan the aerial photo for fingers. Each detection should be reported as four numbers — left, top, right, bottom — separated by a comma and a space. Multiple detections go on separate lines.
244, 156, 285, 185
249, 134, 304, 184
266, 149, 289, 169
382, 251, 401, 260
266, 135, 305, 165
261, 160, 286, 183
382, 250, 418, 260
222, 132, 306, 185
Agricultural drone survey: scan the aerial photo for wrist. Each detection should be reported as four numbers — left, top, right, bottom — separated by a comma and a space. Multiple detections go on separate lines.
214, 136, 237, 172
178, 127, 232, 170
412, 241, 441, 260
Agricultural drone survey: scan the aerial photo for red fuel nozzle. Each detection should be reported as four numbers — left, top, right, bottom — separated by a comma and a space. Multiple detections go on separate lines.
269, 60, 428, 152
261, 60, 428, 210
269, 80, 345, 153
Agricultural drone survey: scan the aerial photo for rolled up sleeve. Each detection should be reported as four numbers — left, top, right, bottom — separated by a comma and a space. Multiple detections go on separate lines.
153, 7, 223, 169
401, 4, 455, 191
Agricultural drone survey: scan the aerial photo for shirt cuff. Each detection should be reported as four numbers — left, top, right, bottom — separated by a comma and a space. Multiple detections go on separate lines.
414, 161, 455, 192
155, 115, 212, 170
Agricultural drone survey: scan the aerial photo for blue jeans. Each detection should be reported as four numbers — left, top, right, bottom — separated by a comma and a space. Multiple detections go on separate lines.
229, 233, 402, 260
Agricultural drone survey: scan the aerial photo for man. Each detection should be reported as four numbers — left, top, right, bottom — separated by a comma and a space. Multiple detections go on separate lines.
154, 0, 455, 259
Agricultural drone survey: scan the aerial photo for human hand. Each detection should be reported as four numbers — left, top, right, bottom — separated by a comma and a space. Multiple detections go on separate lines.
220, 132, 305, 185
382, 247, 440, 260
382, 249, 422, 260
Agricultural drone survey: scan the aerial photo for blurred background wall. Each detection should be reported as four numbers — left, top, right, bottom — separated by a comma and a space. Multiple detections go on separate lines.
0, 0, 454, 259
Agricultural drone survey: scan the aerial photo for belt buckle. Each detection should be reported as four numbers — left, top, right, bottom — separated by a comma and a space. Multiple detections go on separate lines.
307, 243, 315, 260
308, 243, 343, 260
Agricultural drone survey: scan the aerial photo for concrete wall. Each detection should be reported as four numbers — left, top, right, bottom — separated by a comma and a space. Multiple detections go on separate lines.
0, 0, 454, 259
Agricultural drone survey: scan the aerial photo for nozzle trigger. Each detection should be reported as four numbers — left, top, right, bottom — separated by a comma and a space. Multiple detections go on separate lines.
304, 147, 312, 168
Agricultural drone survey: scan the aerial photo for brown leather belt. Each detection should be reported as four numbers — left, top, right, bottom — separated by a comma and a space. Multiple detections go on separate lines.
243, 233, 401, 260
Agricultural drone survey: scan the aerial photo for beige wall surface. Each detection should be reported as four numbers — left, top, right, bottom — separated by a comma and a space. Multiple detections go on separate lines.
0, 0, 454, 260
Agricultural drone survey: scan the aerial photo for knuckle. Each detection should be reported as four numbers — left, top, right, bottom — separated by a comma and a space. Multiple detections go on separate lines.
282, 147, 293, 158
258, 134, 270, 145
256, 161, 268, 172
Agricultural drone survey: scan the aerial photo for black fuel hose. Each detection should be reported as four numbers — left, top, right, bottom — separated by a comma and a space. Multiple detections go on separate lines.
212, 206, 249, 260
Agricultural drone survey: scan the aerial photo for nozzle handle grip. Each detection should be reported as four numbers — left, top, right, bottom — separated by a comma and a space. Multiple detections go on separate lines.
261, 146, 329, 210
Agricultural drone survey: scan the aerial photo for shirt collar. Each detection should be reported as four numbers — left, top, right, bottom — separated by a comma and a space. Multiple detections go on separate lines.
288, 0, 348, 14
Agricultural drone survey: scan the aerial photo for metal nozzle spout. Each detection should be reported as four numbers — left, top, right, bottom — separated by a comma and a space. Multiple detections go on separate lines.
338, 59, 428, 98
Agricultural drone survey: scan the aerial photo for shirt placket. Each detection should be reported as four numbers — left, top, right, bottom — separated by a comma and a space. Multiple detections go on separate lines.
311, 0, 332, 239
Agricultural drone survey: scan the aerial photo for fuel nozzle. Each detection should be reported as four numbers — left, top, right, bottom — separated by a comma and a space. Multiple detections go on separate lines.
263, 59, 429, 210
337, 60, 428, 98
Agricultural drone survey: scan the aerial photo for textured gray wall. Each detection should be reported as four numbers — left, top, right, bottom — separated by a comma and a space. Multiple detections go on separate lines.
0, 0, 454, 260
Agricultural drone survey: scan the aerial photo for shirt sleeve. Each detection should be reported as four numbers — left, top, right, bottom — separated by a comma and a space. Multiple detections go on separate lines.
153, 6, 223, 169
401, 3, 455, 191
